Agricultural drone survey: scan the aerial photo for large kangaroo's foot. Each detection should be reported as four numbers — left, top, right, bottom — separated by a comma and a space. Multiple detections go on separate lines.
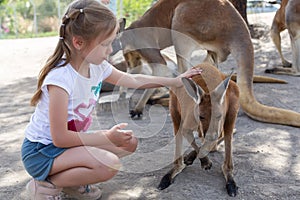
129, 88, 156, 119
282, 60, 292, 68
129, 109, 143, 119
264, 66, 300, 76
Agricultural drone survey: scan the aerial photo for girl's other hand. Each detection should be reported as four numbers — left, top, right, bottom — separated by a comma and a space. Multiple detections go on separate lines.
106, 123, 133, 147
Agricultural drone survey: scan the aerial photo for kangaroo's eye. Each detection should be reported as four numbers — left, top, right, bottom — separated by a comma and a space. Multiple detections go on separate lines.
199, 116, 205, 120
216, 115, 222, 120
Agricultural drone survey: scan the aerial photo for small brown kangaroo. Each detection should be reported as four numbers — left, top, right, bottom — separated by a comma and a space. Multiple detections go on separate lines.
266, 0, 300, 75
113, 0, 300, 127
158, 63, 239, 196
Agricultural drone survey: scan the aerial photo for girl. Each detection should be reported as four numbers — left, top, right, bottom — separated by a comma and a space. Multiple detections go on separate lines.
21, 0, 201, 199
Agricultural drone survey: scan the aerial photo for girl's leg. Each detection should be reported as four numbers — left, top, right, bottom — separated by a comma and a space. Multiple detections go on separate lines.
48, 146, 121, 188
49, 136, 138, 187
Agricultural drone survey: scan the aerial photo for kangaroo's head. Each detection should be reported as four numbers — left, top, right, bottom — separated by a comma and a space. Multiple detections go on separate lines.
181, 75, 231, 141
111, 18, 147, 72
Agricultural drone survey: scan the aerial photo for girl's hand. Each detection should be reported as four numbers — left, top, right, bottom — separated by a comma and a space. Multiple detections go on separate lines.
106, 123, 133, 147
174, 67, 202, 87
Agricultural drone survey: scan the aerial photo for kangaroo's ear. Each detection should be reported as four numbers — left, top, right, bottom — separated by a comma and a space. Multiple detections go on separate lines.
181, 77, 205, 104
213, 74, 232, 104
111, 18, 126, 56
118, 18, 126, 32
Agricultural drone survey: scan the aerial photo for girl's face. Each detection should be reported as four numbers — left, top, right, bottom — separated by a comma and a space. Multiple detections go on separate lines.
83, 27, 118, 65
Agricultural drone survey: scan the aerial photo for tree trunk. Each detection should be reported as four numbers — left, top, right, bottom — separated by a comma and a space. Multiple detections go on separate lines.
229, 0, 257, 38
229, 0, 249, 25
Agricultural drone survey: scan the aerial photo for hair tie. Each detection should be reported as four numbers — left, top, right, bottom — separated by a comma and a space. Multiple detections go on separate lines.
65, 14, 69, 19
79, 9, 83, 13
61, 23, 65, 27
59, 37, 64, 40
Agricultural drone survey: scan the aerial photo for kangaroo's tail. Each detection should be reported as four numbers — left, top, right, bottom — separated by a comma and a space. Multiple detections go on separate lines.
238, 73, 300, 127
231, 74, 287, 84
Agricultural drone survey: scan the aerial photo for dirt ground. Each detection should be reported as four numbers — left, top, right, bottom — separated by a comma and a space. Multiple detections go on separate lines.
0, 12, 299, 200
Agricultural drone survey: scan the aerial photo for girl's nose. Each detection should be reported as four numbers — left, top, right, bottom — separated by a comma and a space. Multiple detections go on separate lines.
107, 44, 113, 55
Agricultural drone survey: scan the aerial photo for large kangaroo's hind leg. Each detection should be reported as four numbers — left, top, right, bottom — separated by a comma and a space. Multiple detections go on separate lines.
270, 8, 292, 68
129, 49, 167, 118
171, 27, 200, 74
289, 25, 300, 76
265, 0, 300, 76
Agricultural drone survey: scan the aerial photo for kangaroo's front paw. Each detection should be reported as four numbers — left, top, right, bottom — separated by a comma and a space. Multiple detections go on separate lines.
200, 156, 212, 170
184, 150, 197, 166
129, 109, 143, 119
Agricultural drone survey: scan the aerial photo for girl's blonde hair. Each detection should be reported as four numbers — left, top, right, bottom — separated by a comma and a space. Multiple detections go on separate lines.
30, 0, 117, 106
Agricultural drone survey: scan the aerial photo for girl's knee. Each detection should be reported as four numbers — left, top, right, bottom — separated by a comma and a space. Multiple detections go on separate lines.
95, 150, 121, 181
97, 165, 119, 182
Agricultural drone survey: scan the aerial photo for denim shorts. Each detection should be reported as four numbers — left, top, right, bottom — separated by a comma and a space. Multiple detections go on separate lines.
21, 138, 66, 181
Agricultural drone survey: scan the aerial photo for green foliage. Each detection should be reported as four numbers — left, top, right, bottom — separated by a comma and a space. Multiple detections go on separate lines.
0, 0, 8, 5
37, 0, 57, 17
0, 0, 156, 39
15, 1, 32, 19
120, 0, 154, 26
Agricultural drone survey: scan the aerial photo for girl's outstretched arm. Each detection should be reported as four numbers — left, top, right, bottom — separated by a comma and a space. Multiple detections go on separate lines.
105, 66, 202, 89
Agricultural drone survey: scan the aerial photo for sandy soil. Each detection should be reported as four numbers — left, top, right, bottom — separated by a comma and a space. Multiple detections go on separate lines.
0, 12, 299, 200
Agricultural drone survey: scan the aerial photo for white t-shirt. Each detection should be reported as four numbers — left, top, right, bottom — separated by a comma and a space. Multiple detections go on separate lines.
25, 60, 113, 145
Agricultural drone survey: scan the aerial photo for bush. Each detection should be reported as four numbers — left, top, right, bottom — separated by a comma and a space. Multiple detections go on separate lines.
120, 0, 154, 26
38, 17, 59, 33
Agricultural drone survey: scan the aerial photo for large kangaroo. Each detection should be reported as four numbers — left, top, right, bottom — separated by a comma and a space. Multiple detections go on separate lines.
114, 0, 300, 127
158, 63, 239, 196
266, 0, 300, 75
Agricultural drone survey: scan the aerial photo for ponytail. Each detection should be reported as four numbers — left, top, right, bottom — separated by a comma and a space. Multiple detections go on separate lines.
30, 0, 117, 106
30, 15, 71, 106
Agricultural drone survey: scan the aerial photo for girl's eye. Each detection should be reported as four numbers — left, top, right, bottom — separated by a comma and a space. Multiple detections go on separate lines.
199, 116, 205, 120
101, 41, 112, 47
101, 43, 110, 47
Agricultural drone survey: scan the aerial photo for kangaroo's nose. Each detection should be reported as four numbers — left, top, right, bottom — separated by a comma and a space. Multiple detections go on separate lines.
205, 132, 219, 141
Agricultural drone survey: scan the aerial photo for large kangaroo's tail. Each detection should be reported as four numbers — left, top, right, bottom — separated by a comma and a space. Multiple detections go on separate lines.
240, 93, 300, 127
231, 74, 287, 84
235, 40, 300, 127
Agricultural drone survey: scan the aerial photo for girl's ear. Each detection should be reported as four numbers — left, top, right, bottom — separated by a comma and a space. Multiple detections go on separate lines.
72, 36, 84, 50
